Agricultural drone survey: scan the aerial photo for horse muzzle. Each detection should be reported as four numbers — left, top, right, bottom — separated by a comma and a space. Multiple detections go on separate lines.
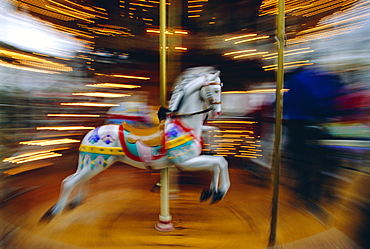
210, 103, 222, 118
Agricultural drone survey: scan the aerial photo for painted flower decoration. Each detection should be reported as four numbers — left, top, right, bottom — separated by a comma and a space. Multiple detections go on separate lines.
101, 131, 115, 144
88, 127, 100, 144
166, 127, 180, 139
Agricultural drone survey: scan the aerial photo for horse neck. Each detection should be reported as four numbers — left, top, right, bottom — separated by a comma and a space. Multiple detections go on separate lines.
172, 91, 204, 138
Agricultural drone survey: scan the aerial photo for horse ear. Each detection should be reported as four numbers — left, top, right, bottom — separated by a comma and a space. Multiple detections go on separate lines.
213, 71, 220, 80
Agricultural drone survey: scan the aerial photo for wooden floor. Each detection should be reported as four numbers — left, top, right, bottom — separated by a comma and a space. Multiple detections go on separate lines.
1, 155, 360, 249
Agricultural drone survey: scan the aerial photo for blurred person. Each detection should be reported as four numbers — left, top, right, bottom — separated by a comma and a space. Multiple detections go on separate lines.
283, 66, 344, 209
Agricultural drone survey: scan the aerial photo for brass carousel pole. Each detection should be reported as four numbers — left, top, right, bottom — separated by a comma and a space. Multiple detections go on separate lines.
155, 0, 174, 232
268, 0, 285, 245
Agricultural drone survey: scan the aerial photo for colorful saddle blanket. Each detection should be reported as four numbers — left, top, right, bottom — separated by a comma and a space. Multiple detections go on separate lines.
165, 119, 202, 164
119, 119, 202, 165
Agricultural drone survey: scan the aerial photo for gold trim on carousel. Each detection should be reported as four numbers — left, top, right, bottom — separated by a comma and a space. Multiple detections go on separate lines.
165, 134, 193, 149
79, 145, 125, 155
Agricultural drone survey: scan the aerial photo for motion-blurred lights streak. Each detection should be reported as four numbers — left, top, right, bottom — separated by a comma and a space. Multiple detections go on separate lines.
264, 62, 314, 71
60, 102, 119, 107
3, 150, 63, 164
47, 114, 101, 117
37, 126, 95, 131
223, 89, 289, 94
216, 130, 253, 133
146, 29, 166, 34
48, 0, 96, 19
225, 34, 257, 41
10, 152, 62, 164
223, 49, 256, 56
235, 155, 257, 158
215, 139, 244, 142
95, 73, 150, 80
211, 143, 241, 147
130, 2, 155, 8
208, 120, 257, 124
262, 47, 314, 60
45, 5, 95, 23
234, 51, 269, 58
20, 139, 80, 146
86, 83, 141, 89
0, 61, 63, 74
263, 60, 314, 71
175, 30, 189, 35
72, 92, 131, 98
263, 60, 311, 68
3, 162, 54, 176
215, 134, 254, 138
234, 36, 269, 44
0, 49, 73, 73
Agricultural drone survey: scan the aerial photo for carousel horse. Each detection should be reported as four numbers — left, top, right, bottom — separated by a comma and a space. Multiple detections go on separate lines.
41, 66, 230, 221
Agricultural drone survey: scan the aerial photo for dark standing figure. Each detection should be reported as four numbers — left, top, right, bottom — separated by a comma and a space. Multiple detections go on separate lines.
283, 66, 343, 207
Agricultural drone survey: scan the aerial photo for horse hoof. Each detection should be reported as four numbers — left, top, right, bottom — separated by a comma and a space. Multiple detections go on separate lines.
68, 199, 82, 210
200, 190, 213, 202
210, 191, 225, 204
39, 207, 56, 224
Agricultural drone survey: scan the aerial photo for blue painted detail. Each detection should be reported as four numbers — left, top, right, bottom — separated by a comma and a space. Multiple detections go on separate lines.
166, 126, 180, 139
105, 135, 111, 144
88, 127, 100, 144
123, 130, 139, 157
80, 152, 111, 169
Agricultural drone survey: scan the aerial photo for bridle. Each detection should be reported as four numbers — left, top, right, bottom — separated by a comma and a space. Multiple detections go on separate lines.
167, 81, 222, 119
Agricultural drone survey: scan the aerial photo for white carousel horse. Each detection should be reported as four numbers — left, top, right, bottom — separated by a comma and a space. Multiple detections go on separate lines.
41, 66, 230, 221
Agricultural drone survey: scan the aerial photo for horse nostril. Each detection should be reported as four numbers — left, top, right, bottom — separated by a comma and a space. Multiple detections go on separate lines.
217, 111, 221, 116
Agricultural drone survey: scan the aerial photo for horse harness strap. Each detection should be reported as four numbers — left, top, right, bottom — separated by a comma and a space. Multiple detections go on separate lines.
169, 106, 213, 119
166, 81, 222, 119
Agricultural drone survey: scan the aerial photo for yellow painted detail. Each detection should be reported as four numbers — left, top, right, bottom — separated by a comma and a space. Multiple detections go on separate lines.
79, 145, 125, 155
168, 148, 195, 159
165, 134, 193, 149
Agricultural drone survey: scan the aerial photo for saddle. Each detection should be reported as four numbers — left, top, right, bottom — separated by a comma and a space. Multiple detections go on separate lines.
122, 121, 165, 147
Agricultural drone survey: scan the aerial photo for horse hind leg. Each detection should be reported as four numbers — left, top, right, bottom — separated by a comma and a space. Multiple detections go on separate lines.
40, 173, 82, 222
40, 153, 105, 222
68, 180, 90, 210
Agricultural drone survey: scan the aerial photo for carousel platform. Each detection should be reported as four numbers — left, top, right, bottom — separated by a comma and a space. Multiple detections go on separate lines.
1, 154, 361, 249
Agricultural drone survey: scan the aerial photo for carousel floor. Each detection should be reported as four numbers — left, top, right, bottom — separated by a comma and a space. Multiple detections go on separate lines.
1, 155, 361, 249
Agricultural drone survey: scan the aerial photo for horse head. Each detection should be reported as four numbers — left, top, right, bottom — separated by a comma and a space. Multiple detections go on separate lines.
168, 66, 223, 119
199, 71, 222, 118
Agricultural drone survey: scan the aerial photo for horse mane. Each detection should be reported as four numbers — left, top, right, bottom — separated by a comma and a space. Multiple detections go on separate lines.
168, 66, 219, 111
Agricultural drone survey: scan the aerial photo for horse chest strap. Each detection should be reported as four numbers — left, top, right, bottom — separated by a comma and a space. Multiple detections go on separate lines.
79, 145, 125, 155
165, 134, 193, 149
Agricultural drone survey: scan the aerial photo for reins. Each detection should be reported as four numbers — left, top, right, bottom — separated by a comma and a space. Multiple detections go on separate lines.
158, 79, 222, 121
157, 106, 214, 120
169, 106, 214, 119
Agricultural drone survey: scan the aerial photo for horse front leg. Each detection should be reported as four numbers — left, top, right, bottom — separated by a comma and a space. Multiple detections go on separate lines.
200, 166, 219, 202
211, 156, 230, 204
176, 155, 230, 204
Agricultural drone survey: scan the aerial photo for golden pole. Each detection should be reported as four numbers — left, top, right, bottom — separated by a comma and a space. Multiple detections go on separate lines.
268, 0, 285, 245
155, 0, 174, 232
159, 0, 167, 106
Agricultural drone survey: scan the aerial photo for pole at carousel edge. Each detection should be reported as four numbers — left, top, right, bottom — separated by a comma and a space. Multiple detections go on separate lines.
155, 0, 174, 232
268, 0, 285, 245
